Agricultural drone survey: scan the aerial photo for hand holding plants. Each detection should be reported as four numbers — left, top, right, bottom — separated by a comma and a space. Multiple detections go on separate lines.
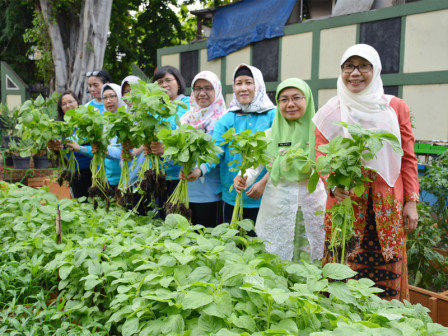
220, 128, 270, 228
310, 122, 404, 264
233, 175, 248, 193
179, 168, 202, 182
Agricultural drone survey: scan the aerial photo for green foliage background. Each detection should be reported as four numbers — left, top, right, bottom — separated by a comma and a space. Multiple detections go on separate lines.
0, 0, 236, 94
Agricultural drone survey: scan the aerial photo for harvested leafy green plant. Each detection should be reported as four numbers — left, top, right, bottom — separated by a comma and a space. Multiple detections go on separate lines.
104, 106, 138, 207
65, 105, 112, 209
126, 81, 186, 203
309, 122, 403, 264
220, 128, 270, 229
157, 123, 222, 220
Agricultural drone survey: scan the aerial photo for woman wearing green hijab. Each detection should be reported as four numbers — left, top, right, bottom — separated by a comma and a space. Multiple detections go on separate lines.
234, 78, 326, 262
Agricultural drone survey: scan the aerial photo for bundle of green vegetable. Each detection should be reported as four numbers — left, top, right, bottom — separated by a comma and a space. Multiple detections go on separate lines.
220, 128, 270, 229
104, 106, 138, 207
17, 95, 54, 155
125, 81, 186, 201
65, 105, 111, 209
157, 123, 222, 220
50, 120, 79, 185
308, 122, 403, 264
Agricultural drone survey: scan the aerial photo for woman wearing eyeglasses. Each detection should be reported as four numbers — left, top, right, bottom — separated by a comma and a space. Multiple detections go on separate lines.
68, 84, 124, 190
314, 44, 419, 301
143, 66, 191, 218
234, 78, 326, 262
47, 91, 92, 199
85, 69, 112, 113
177, 71, 227, 227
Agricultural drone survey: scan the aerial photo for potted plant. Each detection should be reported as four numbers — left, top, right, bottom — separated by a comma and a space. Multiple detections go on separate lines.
8, 138, 33, 169
0, 104, 21, 148
16, 94, 59, 169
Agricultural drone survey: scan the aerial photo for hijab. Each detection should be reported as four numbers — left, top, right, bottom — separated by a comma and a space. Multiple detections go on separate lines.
180, 71, 227, 134
268, 78, 316, 186
101, 83, 126, 112
120, 75, 140, 95
120, 75, 140, 111
313, 44, 401, 187
228, 64, 275, 114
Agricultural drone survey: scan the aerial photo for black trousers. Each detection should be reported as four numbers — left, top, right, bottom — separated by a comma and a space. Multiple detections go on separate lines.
69, 168, 92, 200
189, 201, 223, 228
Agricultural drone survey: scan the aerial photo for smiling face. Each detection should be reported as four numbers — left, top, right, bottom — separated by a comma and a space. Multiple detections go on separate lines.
60, 94, 79, 114
278, 87, 306, 121
341, 56, 373, 94
87, 76, 104, 101
234, 75, 255, 105
156, 73, 179, 101
102, 89, 119, 112
193, 79, 215, 108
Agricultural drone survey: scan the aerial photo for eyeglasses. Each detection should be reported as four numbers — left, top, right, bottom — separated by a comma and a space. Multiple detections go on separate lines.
192, 86, 214, 93
156, 78, 176, 85
86, 70, 102, 77
278, 96, 305, 105
102, 94, 117, 101
341, 63, 373, 73
61, 100, 76, 107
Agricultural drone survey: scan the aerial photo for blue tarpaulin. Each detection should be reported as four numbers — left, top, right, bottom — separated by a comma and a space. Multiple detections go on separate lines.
207, 0, 296, 61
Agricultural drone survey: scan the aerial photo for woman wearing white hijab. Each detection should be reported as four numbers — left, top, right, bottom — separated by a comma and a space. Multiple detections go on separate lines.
313, 44, 419, 301
208, 64, 276, 225
68, 83, 125, 188
178, 71, 227, 227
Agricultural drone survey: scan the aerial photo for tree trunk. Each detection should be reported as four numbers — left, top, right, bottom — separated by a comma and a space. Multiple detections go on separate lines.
38, 0, 112, 102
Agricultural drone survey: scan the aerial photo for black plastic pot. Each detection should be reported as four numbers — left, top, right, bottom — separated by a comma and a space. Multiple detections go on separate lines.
12, 155, 30, 169
5, 155, 13, 166
33, 155, 50, 169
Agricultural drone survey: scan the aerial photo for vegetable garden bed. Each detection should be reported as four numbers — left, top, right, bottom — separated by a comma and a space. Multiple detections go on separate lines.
1, 182, 448, 335
409, 285, 448, 327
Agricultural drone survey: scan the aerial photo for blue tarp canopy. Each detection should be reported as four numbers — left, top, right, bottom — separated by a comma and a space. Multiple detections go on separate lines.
207, 0, 296, 61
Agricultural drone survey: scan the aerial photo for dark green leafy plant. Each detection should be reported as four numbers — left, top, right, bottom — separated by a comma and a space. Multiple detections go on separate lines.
16, 94, 59, 154
65, 105, 111, 209
1, 181, 447, 335
220, 128, 270, 229
0, 104, 21, 137
407, 202, 448, 292
104, 106, 138, 207
309, 122, 403, 264
49, 120, 79, 186
8, 138, 34, 158
420, 150, 448, 249
126, 80, 185, 203
157, 123, 222, 220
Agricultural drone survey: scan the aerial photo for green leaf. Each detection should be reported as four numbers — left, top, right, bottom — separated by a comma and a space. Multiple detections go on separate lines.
182, 287, 214, 310
322, 263, 357, 280
198, 314, 226, 333
122, 317, 139, 336
59, 265, 74, 280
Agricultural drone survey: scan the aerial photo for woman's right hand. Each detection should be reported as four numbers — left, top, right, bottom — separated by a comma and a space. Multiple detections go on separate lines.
47, 139, 63, 151
150, 141, 164, 156
90, 142, 99, 154
234, 175, 248, 193
332, 187, 350, 203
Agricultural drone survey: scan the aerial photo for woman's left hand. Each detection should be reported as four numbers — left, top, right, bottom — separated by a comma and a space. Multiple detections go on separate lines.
66, 141, 81, 152
403, 201, 418, 234
179, 168, 202, 182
